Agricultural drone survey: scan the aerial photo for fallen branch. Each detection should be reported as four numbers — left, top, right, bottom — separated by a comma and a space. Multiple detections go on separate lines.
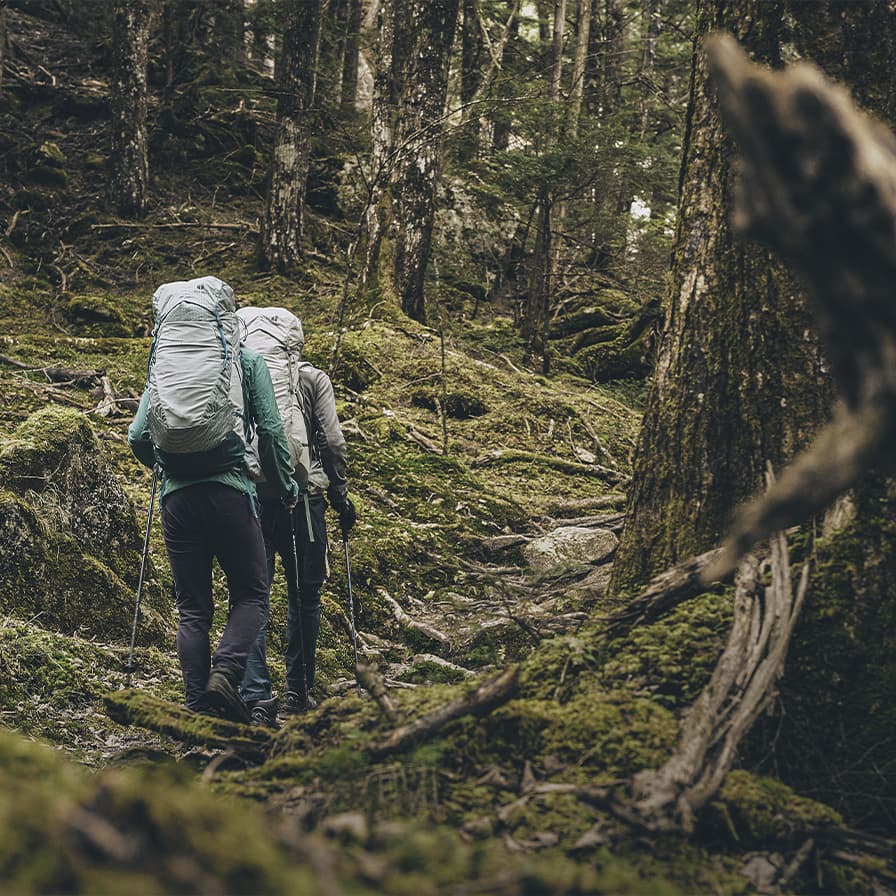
0, 352, 103, 387
356, 663, 403, 725
603, 546, 728, 634
367, 665, 519, 758
92, 221, 257, 232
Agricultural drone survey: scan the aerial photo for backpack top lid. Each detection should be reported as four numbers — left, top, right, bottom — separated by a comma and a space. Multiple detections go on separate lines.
236, 306, 305, 355
152, 276, 236, 320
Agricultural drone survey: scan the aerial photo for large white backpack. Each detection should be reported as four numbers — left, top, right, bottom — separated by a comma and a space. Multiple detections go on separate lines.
146, 277, 248, 476
237, 306, 311, 487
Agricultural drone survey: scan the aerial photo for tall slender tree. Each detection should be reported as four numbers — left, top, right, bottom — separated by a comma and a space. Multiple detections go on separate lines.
609, 0, 833, 594
389, 0, 460, 322
258, 0, 326, 273
340, 0, 363, 111
110, 0, 151, 219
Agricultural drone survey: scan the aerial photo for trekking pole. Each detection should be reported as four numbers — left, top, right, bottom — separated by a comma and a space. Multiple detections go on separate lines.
289, 507, 310, 708
125, 465, 159, 687
342, 534, 362, 696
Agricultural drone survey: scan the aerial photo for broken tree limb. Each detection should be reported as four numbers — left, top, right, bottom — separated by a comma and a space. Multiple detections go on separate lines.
0, 352, 103, 387
604, 546, 728, 634
367, 665, 519, 759
701, 34, 896, 581
356, 663, 403, 725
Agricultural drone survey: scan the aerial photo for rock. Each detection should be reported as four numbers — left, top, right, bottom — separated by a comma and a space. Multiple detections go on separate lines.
522, 526, 618, 576
0, 406, 170, 644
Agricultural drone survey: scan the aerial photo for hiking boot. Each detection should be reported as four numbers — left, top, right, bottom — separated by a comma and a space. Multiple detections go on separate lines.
247, 696, 280, 728
202, 668, 251, 725
278, 689, 317, 718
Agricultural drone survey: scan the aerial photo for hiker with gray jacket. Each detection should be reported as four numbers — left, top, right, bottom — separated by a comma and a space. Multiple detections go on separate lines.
128, 277, 299, 724
235, 307, 355, 725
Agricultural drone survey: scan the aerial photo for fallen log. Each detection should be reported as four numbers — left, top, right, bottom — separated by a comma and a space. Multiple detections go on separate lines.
103, 690, 272, 762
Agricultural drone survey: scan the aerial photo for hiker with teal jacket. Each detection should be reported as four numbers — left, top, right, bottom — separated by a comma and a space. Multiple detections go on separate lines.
128, 277, 299, 723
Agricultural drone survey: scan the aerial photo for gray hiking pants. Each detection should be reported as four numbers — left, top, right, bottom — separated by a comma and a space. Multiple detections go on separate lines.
161, 482, 269, 711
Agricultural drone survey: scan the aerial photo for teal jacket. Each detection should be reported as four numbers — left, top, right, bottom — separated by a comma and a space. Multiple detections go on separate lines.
128, 346, 300, 505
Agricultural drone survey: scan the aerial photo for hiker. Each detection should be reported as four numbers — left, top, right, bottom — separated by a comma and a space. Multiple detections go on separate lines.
128, 277, 299, 724
235, 306, 355, 726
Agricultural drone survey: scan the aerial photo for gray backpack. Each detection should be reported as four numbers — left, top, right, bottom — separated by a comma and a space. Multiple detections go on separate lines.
146, 277, 248, 476
236, 306, 311, 488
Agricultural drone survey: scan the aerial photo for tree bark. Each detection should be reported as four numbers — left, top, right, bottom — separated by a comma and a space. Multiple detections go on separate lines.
390, 0, 460, 323
0, 1, 7, 91
110, 0, 151, 219
608, 0, 832, 595
359, 0, 399, 294
340, 0, 363, 111
258, 0, 326, 273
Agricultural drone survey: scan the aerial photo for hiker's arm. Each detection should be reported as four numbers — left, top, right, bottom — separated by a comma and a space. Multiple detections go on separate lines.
127, 390, 156, 469
310, 371, 348, 502
244, 350, 299, 503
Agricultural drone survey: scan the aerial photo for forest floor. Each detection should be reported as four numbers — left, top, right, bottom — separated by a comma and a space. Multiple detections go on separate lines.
0, 6, 890, 895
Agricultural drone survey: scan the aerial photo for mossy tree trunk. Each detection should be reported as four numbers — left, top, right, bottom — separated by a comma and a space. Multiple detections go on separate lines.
258, 0, 326, 273
359, 0, 400, 295
110, 0, 151, 219
339, 0, 363, 112
0, 1, 7, 90
390, 0, 460, 323
457, 0, 484, 162
608, 0, 833, 596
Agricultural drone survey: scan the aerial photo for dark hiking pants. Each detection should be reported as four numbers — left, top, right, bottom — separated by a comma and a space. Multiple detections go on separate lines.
241, 495, 327, 702
161, 483, 269, 711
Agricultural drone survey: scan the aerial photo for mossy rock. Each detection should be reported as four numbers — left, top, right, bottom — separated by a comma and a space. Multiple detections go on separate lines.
0, 406, 169, 644
707, 770, 842, 847
60, 295, 129, 336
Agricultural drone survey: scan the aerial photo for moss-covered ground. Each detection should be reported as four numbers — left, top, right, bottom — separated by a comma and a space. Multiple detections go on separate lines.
0, 5, 889, 893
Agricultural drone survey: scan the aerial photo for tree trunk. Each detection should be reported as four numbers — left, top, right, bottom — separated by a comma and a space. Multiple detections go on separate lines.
567, 0, 592, 139
636, 0, 661, 140
608, 0, 832, 595
213, 0, 245, 65
457, 0, 484, 161
258, 0, 326, 273
0, 1, 7, 90
523, 0, 564, 366
340, 0, 363, 111
359, 0, 399, 294
490, 11, 520, 152
110, 0, 151, 219
390, 0, 460, 323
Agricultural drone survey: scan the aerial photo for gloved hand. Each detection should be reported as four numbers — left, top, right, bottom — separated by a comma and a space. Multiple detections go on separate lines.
282, 483, 299, 511
332, 495, 357, 540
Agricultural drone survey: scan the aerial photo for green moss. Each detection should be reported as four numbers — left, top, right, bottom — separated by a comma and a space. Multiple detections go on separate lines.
711, 770, 842, 846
